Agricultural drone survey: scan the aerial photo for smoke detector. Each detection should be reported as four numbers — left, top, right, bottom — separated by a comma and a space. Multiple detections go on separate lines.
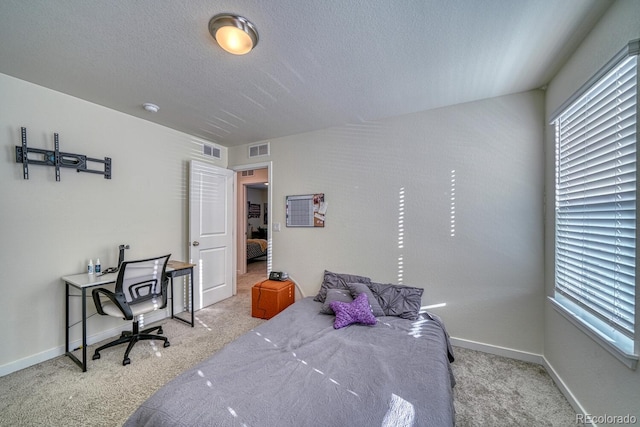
142, 103, 159, 113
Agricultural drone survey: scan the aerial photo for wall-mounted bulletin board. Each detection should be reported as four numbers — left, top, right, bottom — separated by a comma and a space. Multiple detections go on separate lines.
286, 193, 326, 227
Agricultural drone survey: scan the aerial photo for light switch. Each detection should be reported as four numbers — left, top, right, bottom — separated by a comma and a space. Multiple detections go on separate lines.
273, 222, 281, 232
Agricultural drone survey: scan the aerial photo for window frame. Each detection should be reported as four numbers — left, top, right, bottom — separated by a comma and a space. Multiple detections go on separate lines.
549, 39, 640, 370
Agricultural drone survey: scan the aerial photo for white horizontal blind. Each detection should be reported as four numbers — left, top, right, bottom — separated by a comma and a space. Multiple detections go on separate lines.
554, 55, 637, 339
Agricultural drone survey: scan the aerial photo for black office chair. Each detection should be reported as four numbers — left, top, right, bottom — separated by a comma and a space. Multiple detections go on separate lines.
92, 254, 171, 366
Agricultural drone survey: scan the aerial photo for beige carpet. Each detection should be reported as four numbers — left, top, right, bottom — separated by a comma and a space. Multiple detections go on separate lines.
451, 347, 581, 426
0, 260, 579, 426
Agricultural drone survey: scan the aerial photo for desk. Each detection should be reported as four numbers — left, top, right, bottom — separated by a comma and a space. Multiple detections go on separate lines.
61, 260, 195, 372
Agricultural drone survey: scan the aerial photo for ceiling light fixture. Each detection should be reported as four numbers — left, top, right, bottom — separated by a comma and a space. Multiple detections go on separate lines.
208, 13, 258, 55
142, 103, 159, 113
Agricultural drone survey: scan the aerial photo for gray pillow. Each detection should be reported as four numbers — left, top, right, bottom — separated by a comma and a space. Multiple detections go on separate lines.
345, 282, 385, 317
314, 270, 372, 303
320, 289, 353, 314
367, 282, 424, 320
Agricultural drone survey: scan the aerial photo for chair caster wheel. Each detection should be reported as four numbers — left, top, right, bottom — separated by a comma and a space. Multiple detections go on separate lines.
158, 327, 163, 334
92, 353, 101, 360
123, 358, 131, 366
164, 341, 170, 348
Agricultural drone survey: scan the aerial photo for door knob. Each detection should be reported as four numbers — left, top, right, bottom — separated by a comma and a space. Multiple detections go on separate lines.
192, 241, 200, 246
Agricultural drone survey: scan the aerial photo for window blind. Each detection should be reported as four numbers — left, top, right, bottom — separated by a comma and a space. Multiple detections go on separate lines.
554, 54, 637, 340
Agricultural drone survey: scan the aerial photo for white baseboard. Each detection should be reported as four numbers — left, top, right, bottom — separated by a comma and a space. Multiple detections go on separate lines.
450, 336, 587, 422
0, 309, 168, 377
450, 336, 544, 364
540, 356, 589, 423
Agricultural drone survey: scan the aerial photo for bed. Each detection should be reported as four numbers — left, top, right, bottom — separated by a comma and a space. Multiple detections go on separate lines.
124, 272, 456, 427
247, 238, 268, 260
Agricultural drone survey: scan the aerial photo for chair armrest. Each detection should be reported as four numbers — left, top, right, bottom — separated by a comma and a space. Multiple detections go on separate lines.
92, 288, 133, 320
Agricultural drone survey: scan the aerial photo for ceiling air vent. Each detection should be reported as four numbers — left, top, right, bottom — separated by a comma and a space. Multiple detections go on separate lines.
249, 142, 269, 158
241, 170, 255, 177
203, 143, 221, 159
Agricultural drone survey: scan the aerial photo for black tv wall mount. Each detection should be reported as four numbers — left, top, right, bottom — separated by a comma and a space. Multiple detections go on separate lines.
15, 127, 111, 181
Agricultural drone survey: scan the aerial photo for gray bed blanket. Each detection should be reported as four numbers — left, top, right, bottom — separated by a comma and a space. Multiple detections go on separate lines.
124, 297, 456, 427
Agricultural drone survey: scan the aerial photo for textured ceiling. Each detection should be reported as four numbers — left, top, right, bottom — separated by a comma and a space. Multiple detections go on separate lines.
0, 0, 612, 147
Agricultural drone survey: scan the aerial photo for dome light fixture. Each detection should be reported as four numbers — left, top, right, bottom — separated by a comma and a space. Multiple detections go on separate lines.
208, 13, 258, 55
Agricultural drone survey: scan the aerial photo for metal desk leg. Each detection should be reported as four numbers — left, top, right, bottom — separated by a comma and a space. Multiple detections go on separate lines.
64, 282, 87, 372
169, 268, 194, 327
189, 267, 194, 327
65, 282, 70, 360
81, 287, 87, 371
170, 275, 175, 319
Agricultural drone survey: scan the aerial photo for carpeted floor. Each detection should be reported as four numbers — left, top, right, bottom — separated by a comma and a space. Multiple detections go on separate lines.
451, 347, 581, 426
0, 260, 579, 426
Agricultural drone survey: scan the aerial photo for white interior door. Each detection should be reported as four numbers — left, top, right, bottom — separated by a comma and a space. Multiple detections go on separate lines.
189, 160, 235, 309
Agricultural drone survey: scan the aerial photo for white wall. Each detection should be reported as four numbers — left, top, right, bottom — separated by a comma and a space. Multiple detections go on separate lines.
0, 73, 226, 374
544, 0, 640, 421
230, 90, 545, 355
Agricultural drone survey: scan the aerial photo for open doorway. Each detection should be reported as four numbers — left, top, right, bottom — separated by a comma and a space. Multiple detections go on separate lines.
245, 182, 268, 271
235, 165, 270, 279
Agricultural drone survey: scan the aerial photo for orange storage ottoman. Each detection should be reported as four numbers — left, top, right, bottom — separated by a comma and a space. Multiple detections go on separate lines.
252, 279, 294, 319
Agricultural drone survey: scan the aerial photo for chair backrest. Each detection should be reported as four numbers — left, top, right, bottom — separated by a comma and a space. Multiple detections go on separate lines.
114, 255, 171, 305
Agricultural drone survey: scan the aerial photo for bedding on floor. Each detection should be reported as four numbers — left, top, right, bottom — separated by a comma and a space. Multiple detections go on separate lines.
124, 295, 456, 427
